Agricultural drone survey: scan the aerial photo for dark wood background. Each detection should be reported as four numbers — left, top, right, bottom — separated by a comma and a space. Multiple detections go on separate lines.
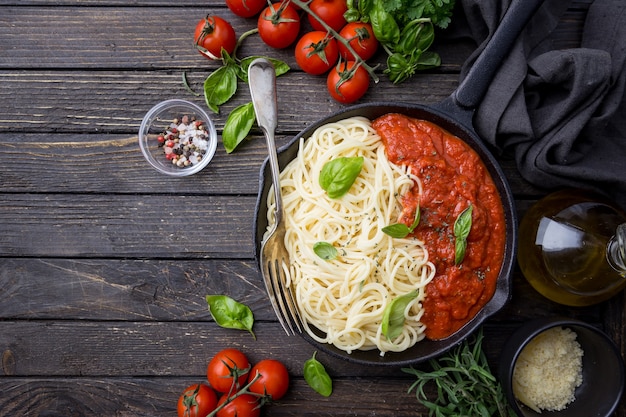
1, 0, 623, 416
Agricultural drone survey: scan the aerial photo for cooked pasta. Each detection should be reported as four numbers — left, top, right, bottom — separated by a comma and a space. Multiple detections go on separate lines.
264, 116, 435, 355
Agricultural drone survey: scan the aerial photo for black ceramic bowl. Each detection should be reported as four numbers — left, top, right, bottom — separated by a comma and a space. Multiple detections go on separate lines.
499, 317, 625, 417
254, 103, 518, 367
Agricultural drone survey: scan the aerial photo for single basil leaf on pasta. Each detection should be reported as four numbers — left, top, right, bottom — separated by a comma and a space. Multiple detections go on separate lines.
382, 205, 420, 238
303, 351, 333, 397
319, 156, 364, 199
454, 204, 473, 265
206, 294, 255, 339
313, 242, 338, 260
381, 290, 418, 340
382, 223, 411, 238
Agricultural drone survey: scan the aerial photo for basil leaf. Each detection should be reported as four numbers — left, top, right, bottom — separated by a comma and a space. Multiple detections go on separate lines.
454, 204, 473, 265
369, 2, 400, 46
381, 290, 418, 340
222, 102, 255, 154
313, 242, 338, 261
206, 294, 255, 339
382, 223, 411, 238
413, 51, 441, 71
304, 351, 333, 397
203, 65, 238, 113
238, 56, 290, 82
382, 205, 420, 238
319, 156, 364, 199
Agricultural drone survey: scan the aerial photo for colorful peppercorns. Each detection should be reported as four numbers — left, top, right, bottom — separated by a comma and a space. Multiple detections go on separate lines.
157, 115, 209, 168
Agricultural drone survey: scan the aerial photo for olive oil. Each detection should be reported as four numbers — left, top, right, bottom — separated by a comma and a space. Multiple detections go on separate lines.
518, 190, 626, 306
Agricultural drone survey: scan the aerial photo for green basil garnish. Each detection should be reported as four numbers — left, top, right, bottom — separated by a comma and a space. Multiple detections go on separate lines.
313, 242, 338, 261
303, 351, 333, 397
222, 102, 255, 154
205, 295, 255, 339
203, 64, 238, 114
319, 156, 364, 199
382, 205, 420, 238
454, 204, 473, 265
381, 290, 418, 340
238, 56, 290, 82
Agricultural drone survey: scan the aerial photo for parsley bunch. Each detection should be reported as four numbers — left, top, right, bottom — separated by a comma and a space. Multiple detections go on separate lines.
402, 328, 517, 417
345, 0, 456, 83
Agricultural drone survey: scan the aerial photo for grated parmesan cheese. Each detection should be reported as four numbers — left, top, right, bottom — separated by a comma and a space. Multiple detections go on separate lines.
512, 326, 584, 413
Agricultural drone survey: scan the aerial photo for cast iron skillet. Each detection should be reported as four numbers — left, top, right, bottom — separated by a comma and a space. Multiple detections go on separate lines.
254, 0, 543, 366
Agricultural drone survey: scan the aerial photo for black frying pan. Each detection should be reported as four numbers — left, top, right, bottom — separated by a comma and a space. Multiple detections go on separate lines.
254, 0, 543, 366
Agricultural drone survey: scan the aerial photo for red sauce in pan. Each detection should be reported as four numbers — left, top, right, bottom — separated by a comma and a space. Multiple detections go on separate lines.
372, 114, 506, 340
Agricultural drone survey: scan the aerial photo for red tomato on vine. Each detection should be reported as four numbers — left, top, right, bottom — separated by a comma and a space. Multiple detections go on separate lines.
216, 394, 260, 417
327, 60, 370, 104
294, 31, 339, 75
338, 22, 378, 61
248, 359, 290, 400
177, 383, 218, 417
206, 348, 250, 394
225, 0, 266, 18
194, 15, 237, 60
258, 2, 301, 49
308, 0, 348, 32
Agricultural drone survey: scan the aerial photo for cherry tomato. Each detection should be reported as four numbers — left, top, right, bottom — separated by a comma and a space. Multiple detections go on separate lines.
294, 31, 339, 75
258, 3, 301, 49
327, 60, 370, 104
207, 348, 250, 394
308, 0, 348, 32
225, 0, 266, 18
338, 22, 378, 61
216, 394, 260, 417
177, 383, 218, 417
248, 359, 290, 400
194, 15, 237, 60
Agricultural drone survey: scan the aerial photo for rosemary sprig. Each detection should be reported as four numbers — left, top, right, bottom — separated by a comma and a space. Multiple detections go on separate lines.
402, 328, 516, 417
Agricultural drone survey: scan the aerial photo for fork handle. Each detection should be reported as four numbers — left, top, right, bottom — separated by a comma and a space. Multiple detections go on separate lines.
248, 58, 283, 220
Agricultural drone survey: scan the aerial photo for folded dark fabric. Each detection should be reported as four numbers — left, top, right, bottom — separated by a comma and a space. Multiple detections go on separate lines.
454, 0, 626, 208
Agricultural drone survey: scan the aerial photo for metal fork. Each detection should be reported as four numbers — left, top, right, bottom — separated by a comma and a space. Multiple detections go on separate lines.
248, 58, 303, 335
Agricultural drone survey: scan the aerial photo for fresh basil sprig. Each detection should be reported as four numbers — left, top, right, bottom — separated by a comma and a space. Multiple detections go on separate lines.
313, 241, 338, 261
382, 205, 420, 238
206, 294, 255, 339
381, 290, 418, 340
303, 351, 333, 397
319, 156, 364, 199
454, 204, 473, 265
343, 0, 454, 84
222, 102, 255, 154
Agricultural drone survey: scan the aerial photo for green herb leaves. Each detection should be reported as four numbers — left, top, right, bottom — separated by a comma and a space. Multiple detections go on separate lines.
313, 242, 338, 260
222, 102, 255, 154
319, 156, 364, 199
402, 327, 515, 417
454, 204, 473, 265
381, 290, 418, 340
303, 351, 333, 397
206, 295, 255, 339
382, 205, 420, 238
344, 0, 455, 84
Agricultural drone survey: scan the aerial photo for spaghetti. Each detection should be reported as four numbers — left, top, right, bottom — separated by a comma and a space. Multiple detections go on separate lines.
264, 117, 435, 355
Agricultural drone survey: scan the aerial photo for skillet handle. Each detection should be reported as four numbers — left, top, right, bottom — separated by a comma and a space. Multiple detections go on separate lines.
452, 0, 545, 110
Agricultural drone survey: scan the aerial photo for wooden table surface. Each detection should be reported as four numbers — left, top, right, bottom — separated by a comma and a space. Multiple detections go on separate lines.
1, 1, 624, 416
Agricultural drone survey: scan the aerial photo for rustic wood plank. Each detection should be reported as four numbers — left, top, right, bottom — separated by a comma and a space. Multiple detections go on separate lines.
0, 377, 430, 417
0, 194, 257, 258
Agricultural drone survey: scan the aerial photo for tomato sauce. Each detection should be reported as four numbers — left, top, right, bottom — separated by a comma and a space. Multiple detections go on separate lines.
372, 114, 506, 340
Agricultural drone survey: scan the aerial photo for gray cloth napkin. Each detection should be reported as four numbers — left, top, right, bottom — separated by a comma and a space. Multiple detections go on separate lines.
453, 0, 626, 208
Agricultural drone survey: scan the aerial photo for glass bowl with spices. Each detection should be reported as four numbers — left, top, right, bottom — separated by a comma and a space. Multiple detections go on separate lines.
499, 317, 624, 417
139, 99, 217, 176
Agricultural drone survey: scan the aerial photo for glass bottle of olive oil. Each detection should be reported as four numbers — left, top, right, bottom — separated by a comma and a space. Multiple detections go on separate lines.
518, 189, 626, 306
